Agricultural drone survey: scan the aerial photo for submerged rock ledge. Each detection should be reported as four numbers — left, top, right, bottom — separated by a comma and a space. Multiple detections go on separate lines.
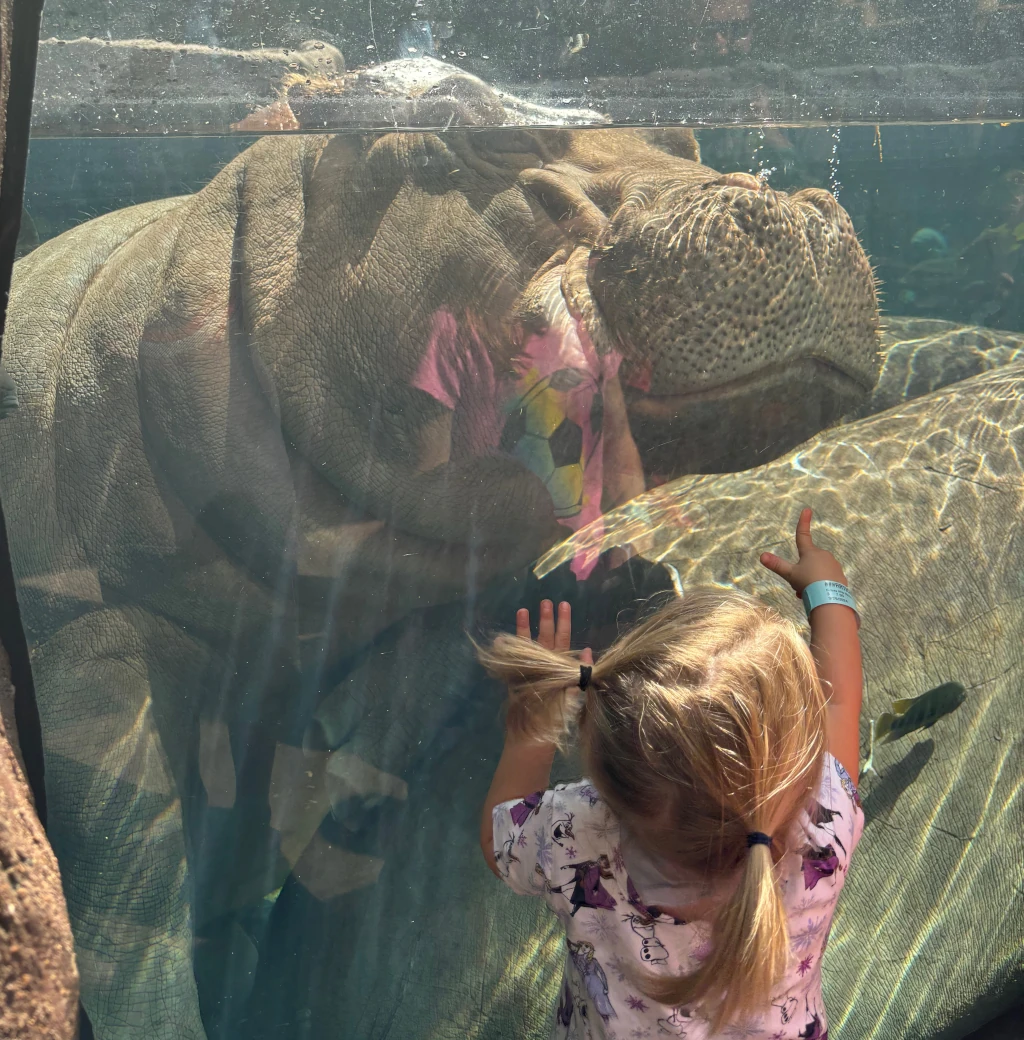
29, 38, 1024, 136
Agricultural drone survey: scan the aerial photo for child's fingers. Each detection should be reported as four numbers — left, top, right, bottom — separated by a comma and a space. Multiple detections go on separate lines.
759, 551, 793, 581
554, 601, 572, 652
579, 647, 594, 666
537, 599, 555, 649
794, 507, 814, 555
515, 607, 531, 640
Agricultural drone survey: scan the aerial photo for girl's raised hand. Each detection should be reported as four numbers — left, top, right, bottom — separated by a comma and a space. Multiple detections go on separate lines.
515, 600, 593, 665
759, 507, 848, 599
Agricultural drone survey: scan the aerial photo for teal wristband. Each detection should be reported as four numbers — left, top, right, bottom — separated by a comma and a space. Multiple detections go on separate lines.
802, 580, 859, 625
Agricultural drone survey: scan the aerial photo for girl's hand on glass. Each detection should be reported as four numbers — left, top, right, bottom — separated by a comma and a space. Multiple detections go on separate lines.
759, 507, 848, 599
515, 600, 593, 665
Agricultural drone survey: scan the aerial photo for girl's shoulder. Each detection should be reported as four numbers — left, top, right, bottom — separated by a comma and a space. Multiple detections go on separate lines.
546, 780, 611, 824
819, 752, 863, 812
801, 752, 866, 871
545, 780, 618, 848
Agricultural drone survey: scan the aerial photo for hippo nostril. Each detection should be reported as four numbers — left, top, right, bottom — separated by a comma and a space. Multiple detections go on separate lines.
718, 172, 761, 191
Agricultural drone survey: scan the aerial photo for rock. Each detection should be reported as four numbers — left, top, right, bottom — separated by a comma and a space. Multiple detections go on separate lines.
30, 36, 345, 136
0, 642, 79, 1040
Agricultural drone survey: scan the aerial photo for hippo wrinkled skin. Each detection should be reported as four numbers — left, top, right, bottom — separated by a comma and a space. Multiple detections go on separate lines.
0, 122, 879, 1040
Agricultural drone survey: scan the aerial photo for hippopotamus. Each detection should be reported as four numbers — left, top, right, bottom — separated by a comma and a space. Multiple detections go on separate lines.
0, 116, 881, 1040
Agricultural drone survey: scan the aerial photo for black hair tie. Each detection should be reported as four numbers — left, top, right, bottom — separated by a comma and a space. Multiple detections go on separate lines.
578, 665, 593, 691
746, 831, 772, 849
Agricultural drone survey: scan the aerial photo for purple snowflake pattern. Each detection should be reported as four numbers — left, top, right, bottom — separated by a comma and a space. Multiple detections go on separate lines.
625, 995, 649, 1012
517, 832, 528, 848
629, 1028, 651, 1039
566, 846, 577, 859
798, 956, 814, 976
608, 954, 632, 983
791, 916, 827, 952
593, 812, 620, 845
535, 829, 554, 875
794, 894, 822, 914
584, 911, 618, 944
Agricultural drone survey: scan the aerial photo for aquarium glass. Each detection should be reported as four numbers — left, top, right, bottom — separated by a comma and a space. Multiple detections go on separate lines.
1, 2, 1022, 1040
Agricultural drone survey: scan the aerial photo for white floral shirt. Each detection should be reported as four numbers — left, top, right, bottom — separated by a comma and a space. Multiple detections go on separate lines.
492, 754, 863, 1040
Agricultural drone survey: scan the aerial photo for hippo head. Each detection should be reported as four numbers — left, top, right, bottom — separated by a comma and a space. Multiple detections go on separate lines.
521, 156, 881, 478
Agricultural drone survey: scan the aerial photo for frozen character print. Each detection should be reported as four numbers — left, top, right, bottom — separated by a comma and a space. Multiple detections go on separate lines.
809, 801, 847, 855
553, 811, 576, 847
623, 877, 678, 963
801, 844, 839, 890
578, 783, 601, 806
555, 855, 618, 916
623, 910, 668, 965
797, 998, 828, 1040
497, 832, 521, 879
772, 996, 798, 1025
557, 979, 575, 1030
639, 933, 669, 966
510, 791, 545, 827
627, 877, 685, 925
799, 1013, 827, 1040
567, 939, 616, 1021
657, 1006, 692, 1036
834, 759, 861, 809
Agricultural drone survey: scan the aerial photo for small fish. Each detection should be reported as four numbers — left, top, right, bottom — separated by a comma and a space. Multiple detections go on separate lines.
566, 32, 589, 55
762, 127, 795, 152
862, 681, 966, 775
910, 227, 949, 256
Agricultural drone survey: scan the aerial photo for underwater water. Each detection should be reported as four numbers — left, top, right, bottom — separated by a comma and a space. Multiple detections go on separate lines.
3, 114, 1024, 1040
20, 122, 1024, 332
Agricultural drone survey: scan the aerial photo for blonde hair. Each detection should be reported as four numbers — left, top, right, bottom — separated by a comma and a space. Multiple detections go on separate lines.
475, 587, 828, 1031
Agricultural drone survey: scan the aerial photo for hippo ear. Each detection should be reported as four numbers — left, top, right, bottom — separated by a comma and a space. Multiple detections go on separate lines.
634, 127, 701, 164
519, 167, 611, 246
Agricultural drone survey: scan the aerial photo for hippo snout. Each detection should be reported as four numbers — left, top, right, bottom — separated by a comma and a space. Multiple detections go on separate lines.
589, 176, 881, 400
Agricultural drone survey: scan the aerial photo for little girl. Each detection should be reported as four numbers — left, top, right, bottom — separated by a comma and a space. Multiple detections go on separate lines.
477, 508, 863, 1039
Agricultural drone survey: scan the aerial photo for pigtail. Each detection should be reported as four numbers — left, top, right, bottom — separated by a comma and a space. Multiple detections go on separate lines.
637, 838, 789, 1031
474, 632, 591, 745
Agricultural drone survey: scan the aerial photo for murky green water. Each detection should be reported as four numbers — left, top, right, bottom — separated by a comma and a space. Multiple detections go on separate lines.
3, 110, 1023, 1040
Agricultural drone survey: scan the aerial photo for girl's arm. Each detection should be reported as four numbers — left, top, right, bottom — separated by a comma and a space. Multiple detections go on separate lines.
480, 739, 557, 877
760, 508, 864, 783
809, 600, 863, 784
480, 600, 582, 877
